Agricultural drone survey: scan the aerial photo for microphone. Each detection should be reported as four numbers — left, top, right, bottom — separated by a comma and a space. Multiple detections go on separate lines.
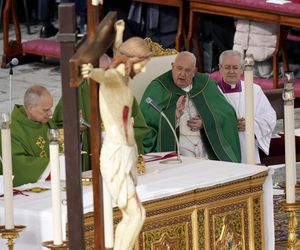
7, 58, 19, 111
145, 97, 162, 113
145, 97, 182, 164
80, 118, 91, 128
6, 58, 19, 68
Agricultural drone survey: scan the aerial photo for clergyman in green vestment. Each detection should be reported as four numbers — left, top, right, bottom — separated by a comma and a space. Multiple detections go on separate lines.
140, 51, 241, 162
0, 85, 56, 187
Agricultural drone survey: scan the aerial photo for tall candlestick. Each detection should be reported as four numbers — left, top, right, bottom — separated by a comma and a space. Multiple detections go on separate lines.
0, 113, 14, 229
244, 54, 256, 164
48, 129, 63, 245
103, 181, 114, 248
283, 72, 296, 204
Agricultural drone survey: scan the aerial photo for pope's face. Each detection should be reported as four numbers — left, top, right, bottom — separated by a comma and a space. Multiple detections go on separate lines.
219, 54, 243, 85
172, 55, 196, 88
27, 93, 53, 123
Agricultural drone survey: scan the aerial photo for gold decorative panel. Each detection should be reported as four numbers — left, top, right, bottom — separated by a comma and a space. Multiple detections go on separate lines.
197, 209, 206, 250
209, 202, 248, 250
144, 225, 187, 250
214, 213, 244, 250
80, 172, 267, 250
139, 213, 192, 250
253, 197, 263, 250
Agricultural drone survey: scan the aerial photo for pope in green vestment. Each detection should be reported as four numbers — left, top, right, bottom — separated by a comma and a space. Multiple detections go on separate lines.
53, 80, 148, 171
0, 105, 56, 187
140, 70, 241, 163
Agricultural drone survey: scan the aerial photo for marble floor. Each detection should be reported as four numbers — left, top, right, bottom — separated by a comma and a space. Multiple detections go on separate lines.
0, 23, 62, 113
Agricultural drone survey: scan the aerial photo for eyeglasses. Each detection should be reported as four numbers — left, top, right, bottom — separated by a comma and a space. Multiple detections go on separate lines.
221, 65, 241, 71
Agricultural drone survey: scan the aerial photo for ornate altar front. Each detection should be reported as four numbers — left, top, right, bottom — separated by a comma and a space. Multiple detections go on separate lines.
83, 157, 271, 250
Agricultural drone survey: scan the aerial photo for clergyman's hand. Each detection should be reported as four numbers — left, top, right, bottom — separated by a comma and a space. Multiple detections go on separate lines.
187, 117, 203, 131
81, 63, 94, 79
237, 117, 245, 131
79, 110, 87, 132
176, 96, 186, 119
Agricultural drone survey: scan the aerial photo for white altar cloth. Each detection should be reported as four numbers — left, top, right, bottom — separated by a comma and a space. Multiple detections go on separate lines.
0, 182, 94, 250
0, 157, 273, 250
138, 157, 265, 201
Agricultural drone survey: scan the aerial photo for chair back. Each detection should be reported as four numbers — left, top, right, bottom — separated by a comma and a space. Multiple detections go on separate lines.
264, 88, 284, 120
129, 38, 178, 103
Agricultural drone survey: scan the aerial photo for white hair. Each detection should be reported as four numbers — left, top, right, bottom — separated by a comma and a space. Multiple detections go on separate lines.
219, 50, 244, 66
24, 85, 49, 108
175, 51, 197, 67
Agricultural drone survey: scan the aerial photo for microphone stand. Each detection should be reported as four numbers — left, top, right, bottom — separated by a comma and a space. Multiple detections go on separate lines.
159, 111, 182, 164
146, 97, 182, 164
9, 66, 13, 113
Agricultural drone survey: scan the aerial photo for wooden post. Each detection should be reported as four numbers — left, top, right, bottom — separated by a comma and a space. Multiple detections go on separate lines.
87, 2, 103, 249
57, 4, 85, 249
1, 0, 22, 67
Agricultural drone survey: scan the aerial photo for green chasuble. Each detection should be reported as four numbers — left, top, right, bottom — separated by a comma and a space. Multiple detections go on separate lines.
0, 105, 56, 187
53, 80, 148, 171
140, 71, 241, 163
131, 97, 149, 155
53, 81, 91, 171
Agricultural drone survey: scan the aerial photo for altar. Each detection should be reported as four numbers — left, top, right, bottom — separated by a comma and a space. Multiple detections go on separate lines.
0, 157, 273, 249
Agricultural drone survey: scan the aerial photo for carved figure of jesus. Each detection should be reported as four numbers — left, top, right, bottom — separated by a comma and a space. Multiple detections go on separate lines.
81, 20, 151, 250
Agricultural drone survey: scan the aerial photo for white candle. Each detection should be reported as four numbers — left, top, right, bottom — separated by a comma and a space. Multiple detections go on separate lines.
1, 127, 14, 229
92, 0, 103, 6
284, 103, 296, 203
49, 142, 63, 245
244, 56, 256, 164
103, 181, 114, 248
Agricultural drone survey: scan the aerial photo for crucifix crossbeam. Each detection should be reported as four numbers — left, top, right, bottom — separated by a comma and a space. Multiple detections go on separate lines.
69, 12, 117, 87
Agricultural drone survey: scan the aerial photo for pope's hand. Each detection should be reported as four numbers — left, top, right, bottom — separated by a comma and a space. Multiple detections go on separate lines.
176, 96, 186, 119
187, 116, 203, 131
81, 63, 94, 78
237, 117, 246, 131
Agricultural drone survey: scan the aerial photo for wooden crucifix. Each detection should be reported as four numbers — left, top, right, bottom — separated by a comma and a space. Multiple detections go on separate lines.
69, 10, 117, 250
79, 29, 152, 250
57, 2, 116, 249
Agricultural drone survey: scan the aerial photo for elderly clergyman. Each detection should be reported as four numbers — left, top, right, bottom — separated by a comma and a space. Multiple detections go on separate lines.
140, 51, 241, 162
0, 85, 56, 187
218, 50, 276, 163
